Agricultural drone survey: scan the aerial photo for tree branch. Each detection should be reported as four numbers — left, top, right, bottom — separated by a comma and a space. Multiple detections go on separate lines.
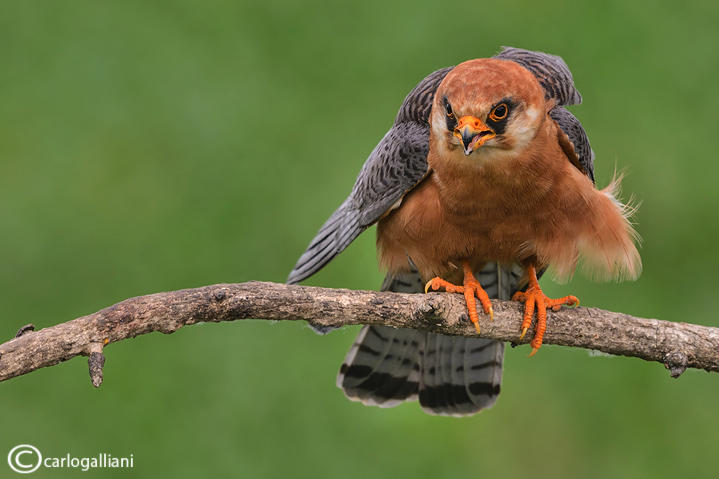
0, 281, 717, 385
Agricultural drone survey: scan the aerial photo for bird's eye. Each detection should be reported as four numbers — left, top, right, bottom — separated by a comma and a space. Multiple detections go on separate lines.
489, 103, 508, 122
445, 102, 454, 119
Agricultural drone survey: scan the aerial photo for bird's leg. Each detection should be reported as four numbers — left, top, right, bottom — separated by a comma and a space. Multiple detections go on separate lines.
512, 264, 579, 356
424, 261, 493, 334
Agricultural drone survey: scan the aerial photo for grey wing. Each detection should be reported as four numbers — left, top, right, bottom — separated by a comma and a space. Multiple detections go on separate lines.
550, 106, 595, 183
495, 46, 594, 182
287, 67, 452, 285
493, 46, 582, 106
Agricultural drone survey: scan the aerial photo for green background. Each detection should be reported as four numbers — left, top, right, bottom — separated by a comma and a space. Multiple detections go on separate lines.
2, 1, 718, 478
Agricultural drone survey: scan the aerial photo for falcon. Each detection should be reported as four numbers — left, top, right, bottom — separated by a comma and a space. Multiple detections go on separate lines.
288, 47, 641, 417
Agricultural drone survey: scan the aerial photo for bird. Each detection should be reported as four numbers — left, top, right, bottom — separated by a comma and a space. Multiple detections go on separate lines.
287, 47, 641, 417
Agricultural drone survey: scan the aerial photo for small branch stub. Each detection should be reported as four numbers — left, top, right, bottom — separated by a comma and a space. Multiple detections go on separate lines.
663, 351, 688, 378
88, 351, 106, 388
15, 324, 35, 339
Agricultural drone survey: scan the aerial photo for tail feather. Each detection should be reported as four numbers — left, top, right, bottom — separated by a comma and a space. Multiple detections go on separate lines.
337, 263, 520, 416
337, 326, 423, 407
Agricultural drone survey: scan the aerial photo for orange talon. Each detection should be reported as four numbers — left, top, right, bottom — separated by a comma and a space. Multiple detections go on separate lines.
424, 261, 493, 335
512, 264, 579, 355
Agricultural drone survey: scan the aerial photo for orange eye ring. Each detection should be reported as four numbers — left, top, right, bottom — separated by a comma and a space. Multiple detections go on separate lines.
445, 102, 454, 119
489, 103, 508, 122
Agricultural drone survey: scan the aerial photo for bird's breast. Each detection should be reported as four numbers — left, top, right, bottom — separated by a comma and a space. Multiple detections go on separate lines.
376, 142, 590, 281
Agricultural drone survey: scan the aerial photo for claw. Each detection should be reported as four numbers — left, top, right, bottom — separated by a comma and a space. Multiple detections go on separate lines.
513, 264, 579, 355
519, 326, 528, 340
423, 262, 492, 335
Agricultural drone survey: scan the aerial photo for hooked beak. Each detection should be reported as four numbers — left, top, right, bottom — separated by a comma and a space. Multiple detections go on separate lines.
453, 116, 496, 156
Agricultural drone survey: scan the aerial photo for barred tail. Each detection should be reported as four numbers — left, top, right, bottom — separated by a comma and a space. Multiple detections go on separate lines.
336, 263, 522, 416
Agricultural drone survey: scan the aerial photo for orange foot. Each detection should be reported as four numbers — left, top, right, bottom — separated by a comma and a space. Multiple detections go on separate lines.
424, 261, 492, 334
512, 264, 579, 356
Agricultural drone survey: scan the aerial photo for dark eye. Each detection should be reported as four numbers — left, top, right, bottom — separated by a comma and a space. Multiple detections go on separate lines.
445, 102, 454, 119
489, 103, 508, 122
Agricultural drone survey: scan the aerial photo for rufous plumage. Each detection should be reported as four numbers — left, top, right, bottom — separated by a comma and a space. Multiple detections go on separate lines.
289, 47, 641, 416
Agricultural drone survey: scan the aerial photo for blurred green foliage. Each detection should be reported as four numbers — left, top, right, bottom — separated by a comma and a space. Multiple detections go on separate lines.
1, 1, 718, 478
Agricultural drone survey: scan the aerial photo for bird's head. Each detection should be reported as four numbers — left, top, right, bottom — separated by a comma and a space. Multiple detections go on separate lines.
431, 58, 547, 160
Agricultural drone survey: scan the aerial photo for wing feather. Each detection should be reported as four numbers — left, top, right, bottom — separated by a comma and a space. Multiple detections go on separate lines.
550, 106, 595, 183
493, 46, 582, 106
287, 68, 452, 284
494, 46, 594, 182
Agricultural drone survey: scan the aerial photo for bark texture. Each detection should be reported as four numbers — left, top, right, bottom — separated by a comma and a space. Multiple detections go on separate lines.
0, 281, 716, 385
